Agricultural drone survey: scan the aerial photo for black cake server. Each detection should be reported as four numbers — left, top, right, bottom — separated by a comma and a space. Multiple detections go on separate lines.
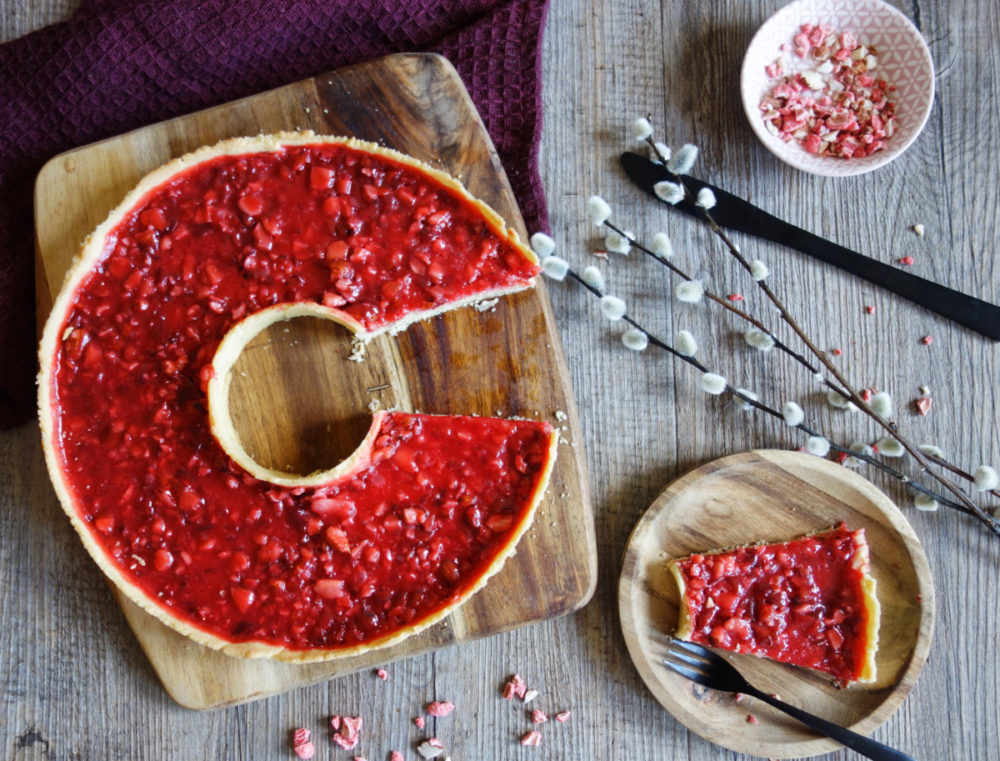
620, 151, 1000, 341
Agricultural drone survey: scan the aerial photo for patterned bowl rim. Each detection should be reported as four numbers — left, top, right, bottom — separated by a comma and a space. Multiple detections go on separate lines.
740, 0, 935, 177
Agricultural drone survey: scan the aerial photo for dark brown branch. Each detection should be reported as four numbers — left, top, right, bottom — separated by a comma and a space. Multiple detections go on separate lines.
562, 266, 995, 530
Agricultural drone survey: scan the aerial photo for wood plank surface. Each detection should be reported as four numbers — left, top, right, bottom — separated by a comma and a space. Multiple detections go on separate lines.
32, 53, 596, 710
3, 0, 1000, 759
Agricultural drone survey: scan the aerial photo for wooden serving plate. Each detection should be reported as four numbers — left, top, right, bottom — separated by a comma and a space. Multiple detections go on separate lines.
34, 53, 596, 710
618, 450, 933, 759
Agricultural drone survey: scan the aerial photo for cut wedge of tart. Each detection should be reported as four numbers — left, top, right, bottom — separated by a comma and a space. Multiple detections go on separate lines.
668, 524, 880, 686
38, 133, 557, 661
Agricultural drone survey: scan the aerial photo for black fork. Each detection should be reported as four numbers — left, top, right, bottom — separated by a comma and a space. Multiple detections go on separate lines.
662, 638, 916, 761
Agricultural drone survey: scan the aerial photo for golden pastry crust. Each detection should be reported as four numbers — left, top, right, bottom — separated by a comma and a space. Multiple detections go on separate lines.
37, 133, 553, 661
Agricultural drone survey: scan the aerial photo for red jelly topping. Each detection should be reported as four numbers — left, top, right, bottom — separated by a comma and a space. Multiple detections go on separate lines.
46, 141, 550, 651
674, 525, 872, 684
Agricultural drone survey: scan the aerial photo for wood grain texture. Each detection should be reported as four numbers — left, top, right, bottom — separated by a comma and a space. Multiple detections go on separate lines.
31, 54, 596, 709
3, 1, 1000, 759
618, 450, 933, 758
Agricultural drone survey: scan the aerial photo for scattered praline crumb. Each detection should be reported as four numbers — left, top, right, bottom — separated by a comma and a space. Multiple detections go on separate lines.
417, 740, 444, 759
427, 701, 455, 717
292, 728, 314, 760
502, 674, 528, 700
520, 730, 543, 746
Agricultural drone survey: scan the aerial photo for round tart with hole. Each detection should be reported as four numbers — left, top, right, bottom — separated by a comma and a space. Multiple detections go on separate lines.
38, 132, 558, 661
668, 523, 880, 687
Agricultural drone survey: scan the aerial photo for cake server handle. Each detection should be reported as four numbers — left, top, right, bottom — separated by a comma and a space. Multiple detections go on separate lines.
621, 151, 1000, 341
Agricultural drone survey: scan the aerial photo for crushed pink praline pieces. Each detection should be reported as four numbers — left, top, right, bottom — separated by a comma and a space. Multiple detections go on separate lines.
898, 256, 915, 266
502, 673, 528, 700
376, 668, 389, 681
427, 701, 455, 717
555, 710, 571, 723
921, 335, 933, 345
331, 715, 362, 751
760, 23, 897, 159
413, 716, 426, 729
915, 396, 932, 416
531, 709, 548, 724
333, 734, 358, 751
520, 730, 543, 746
391, 753, 405, 761
292, 728, 315, 759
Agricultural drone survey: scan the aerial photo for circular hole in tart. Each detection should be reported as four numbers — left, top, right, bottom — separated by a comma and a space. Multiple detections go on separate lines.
227, 315, 380, 476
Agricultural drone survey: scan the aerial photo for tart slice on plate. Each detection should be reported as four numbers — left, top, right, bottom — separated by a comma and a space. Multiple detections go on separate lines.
668, 523, 880, 686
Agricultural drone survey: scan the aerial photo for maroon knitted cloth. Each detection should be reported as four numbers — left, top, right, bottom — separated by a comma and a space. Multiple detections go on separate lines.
0, 0, 551, 429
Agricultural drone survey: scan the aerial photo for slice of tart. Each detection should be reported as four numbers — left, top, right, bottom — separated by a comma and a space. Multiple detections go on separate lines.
668, 524, 880, 686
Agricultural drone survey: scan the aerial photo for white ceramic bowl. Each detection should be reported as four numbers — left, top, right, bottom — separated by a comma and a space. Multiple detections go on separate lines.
741, 0, 935, 176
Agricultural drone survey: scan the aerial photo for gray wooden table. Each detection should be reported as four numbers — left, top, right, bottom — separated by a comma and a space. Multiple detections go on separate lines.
3, 1, 998, 759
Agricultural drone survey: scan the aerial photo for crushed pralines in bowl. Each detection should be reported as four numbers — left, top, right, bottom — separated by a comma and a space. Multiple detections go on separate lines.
759, 23, 897, 159
741, 0, 935, 176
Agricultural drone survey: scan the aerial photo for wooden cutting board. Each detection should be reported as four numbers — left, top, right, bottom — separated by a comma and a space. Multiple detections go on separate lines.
33, 53, 596, 710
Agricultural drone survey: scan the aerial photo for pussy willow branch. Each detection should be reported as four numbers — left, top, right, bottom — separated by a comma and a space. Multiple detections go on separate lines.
922, 452, 1000, 502
564, 268, 987, 524
643, 135, 997, 531
601, 218, 851, 399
